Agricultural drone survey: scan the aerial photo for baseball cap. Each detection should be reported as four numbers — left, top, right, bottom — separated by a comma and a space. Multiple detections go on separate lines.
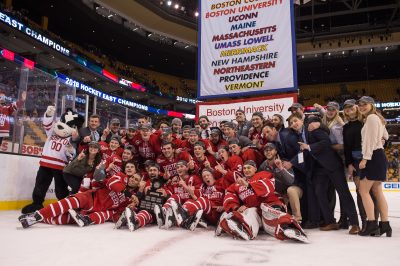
210, 128, 222, 135
140, 123, 152, 130
110, 135, 122, 145
224, 122, 236, 129
288, 103, 303, 111
144, 160, 155, 166
343, 99, 356, 108
128, 124, 138, 130
264, 142, 277, 151
307, 115, 322, 124
326, 101, 340, 110
239, 137, 253, 148
88, 141, 100, 149
243, 160, 257, 168
110, 118, 120, 125
357, 96, 375, 105
161, 127, 172, 135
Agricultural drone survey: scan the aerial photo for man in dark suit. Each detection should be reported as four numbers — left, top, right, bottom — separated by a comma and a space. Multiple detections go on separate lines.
299, 116, 360, 234
73, 114, 102, 152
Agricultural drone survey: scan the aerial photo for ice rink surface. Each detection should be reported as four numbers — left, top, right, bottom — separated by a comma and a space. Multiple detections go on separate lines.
1, 192, 399, 266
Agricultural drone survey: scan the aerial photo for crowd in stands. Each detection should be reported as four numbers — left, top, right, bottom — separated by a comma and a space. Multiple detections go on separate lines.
299, 79, 400, 107
1, 5, 197, 101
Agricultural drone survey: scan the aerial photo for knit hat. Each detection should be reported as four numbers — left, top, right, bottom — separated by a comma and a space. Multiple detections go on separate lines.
171, 118, 182, 126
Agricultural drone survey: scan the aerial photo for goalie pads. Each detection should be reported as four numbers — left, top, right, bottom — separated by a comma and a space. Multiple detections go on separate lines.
260, 203, 308, 243
216, 207, 261, 240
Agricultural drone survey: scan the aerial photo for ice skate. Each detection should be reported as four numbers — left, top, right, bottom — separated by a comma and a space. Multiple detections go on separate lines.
125, 207, 138, 232
114, 210, 127, 229
198, 218, 208, 229
18, 212, 42, 228
170, 200, 188, 226
164, 207, 175, 229
181, 210, 203, 231
153, 205, 165, 228
68, 209, 92, 227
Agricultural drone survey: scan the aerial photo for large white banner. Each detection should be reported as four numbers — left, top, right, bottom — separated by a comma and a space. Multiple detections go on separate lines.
198, 0, 297, 99
197, 93, 296, 127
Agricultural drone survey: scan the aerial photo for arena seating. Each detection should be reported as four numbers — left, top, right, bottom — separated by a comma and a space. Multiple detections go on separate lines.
300, 79, 400, 106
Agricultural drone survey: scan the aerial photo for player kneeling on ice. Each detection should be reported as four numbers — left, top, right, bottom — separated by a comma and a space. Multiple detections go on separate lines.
169, 168, 226, 231
154, 160, 203, 229
18, 161, 140, 228
216, 160, 308, 243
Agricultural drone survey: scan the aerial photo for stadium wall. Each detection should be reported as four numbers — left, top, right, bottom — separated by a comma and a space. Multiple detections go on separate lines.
0, 153, 56, 211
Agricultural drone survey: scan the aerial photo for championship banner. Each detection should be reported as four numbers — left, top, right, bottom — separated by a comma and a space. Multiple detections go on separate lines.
196, 93, 296, 127
198, 0, 297, 99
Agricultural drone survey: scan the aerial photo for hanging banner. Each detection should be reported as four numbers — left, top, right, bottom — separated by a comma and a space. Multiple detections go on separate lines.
198, 0, 297, 99
196, 93, 296, 127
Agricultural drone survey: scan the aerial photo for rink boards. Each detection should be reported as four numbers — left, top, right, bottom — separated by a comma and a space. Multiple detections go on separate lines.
0, 152, 399, 211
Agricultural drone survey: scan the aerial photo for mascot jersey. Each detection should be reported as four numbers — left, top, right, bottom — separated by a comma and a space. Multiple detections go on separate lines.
40, 115, 72, 170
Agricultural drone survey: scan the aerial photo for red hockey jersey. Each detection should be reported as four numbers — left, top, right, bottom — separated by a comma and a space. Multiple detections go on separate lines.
91, 172, 131, 212
131, 133, 161, 162
223, 171, 280, 212
195, 179, 225, 207
156, 151, 192, 177
219, 155, 243, 187
167, 174, 203, 201
0, 102, 18, 137
240, 148, 264, 168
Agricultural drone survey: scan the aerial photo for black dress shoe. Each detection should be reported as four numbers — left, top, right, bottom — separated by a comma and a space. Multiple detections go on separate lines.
338, 217, 349, 229
302, 221, 319, 229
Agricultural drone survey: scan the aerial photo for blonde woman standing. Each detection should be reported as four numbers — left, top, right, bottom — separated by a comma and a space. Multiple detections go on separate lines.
357, 96, 391, 237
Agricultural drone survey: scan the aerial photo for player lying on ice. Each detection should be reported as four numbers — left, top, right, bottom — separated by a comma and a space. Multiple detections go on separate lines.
215, 160, 308, 243
18, 161, 141, 228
